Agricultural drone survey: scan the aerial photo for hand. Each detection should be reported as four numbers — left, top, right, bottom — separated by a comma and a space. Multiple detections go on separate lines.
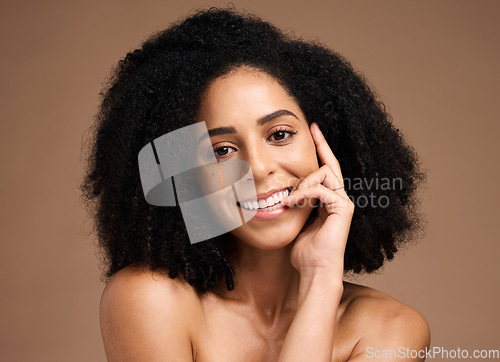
282, 122, 354, 278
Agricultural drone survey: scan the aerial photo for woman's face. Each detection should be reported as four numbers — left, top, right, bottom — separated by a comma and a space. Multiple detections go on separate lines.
196, 66, 319, 250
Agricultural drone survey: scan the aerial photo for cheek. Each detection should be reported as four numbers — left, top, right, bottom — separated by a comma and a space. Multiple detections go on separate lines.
280, 137, 319, 176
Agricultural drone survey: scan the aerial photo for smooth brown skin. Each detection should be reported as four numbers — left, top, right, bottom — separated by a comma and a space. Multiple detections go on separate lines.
100, 67, 430, 361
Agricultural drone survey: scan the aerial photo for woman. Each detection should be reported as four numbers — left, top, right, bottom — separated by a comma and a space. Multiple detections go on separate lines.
81, 8, 430, 361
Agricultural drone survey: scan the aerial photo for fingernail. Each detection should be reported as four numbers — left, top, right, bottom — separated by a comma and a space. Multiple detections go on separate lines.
312, 123, 322, 134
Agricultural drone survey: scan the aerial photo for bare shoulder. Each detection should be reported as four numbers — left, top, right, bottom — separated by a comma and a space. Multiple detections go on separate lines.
101, 263, 198, 306
100, 264, 200, 361
341, 282, 430, 361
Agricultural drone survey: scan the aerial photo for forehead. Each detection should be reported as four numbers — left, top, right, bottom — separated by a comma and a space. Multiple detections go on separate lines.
197, 67, 304, 126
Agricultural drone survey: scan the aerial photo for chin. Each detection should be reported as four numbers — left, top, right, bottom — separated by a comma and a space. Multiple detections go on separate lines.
238, 233, 297, 251
229, 205, 314, 251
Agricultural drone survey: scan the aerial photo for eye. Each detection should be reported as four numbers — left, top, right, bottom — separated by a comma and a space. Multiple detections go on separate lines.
212, 145, 236, 159
267, 127, 297, 143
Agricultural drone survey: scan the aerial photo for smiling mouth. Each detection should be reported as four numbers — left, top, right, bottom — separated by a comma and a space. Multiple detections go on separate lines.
237, 187, 293, 211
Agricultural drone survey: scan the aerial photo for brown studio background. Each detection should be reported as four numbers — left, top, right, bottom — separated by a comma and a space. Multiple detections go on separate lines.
1, 0, 499, 360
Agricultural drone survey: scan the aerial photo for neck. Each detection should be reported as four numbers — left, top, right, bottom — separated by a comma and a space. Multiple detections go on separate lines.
215, 239, 300, 324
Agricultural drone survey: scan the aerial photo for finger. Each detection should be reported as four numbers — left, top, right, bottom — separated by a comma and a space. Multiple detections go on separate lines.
310, 122, 344, 183
284, 184, 354, 215
295, 165, 346, 198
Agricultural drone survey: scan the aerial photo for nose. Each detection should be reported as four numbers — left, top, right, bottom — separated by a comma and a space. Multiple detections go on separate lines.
245, 141, 278, 182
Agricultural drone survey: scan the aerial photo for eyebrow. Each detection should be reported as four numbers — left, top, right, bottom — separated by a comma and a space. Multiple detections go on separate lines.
201, 109, 299, 140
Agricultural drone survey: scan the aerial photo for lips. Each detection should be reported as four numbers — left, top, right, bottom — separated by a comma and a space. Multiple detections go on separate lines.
237, 187, 293, 211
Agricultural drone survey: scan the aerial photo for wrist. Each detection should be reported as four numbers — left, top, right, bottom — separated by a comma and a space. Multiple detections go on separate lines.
298, 264, 344, 283
297, 271, 344, 305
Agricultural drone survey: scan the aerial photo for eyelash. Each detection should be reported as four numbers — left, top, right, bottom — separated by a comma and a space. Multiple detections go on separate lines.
212, 127, 298, 159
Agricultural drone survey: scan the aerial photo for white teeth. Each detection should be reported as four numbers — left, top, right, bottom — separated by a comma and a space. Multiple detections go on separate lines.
239, 188, 291, 211
258, 189, 289, 209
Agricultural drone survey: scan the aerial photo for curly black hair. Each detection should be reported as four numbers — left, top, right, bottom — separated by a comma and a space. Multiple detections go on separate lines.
80, 7, 425, 294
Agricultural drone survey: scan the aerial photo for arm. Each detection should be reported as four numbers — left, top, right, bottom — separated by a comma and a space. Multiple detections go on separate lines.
100, 266, 194, 362
279, 122, 354, 361
278, 272, 343, 362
